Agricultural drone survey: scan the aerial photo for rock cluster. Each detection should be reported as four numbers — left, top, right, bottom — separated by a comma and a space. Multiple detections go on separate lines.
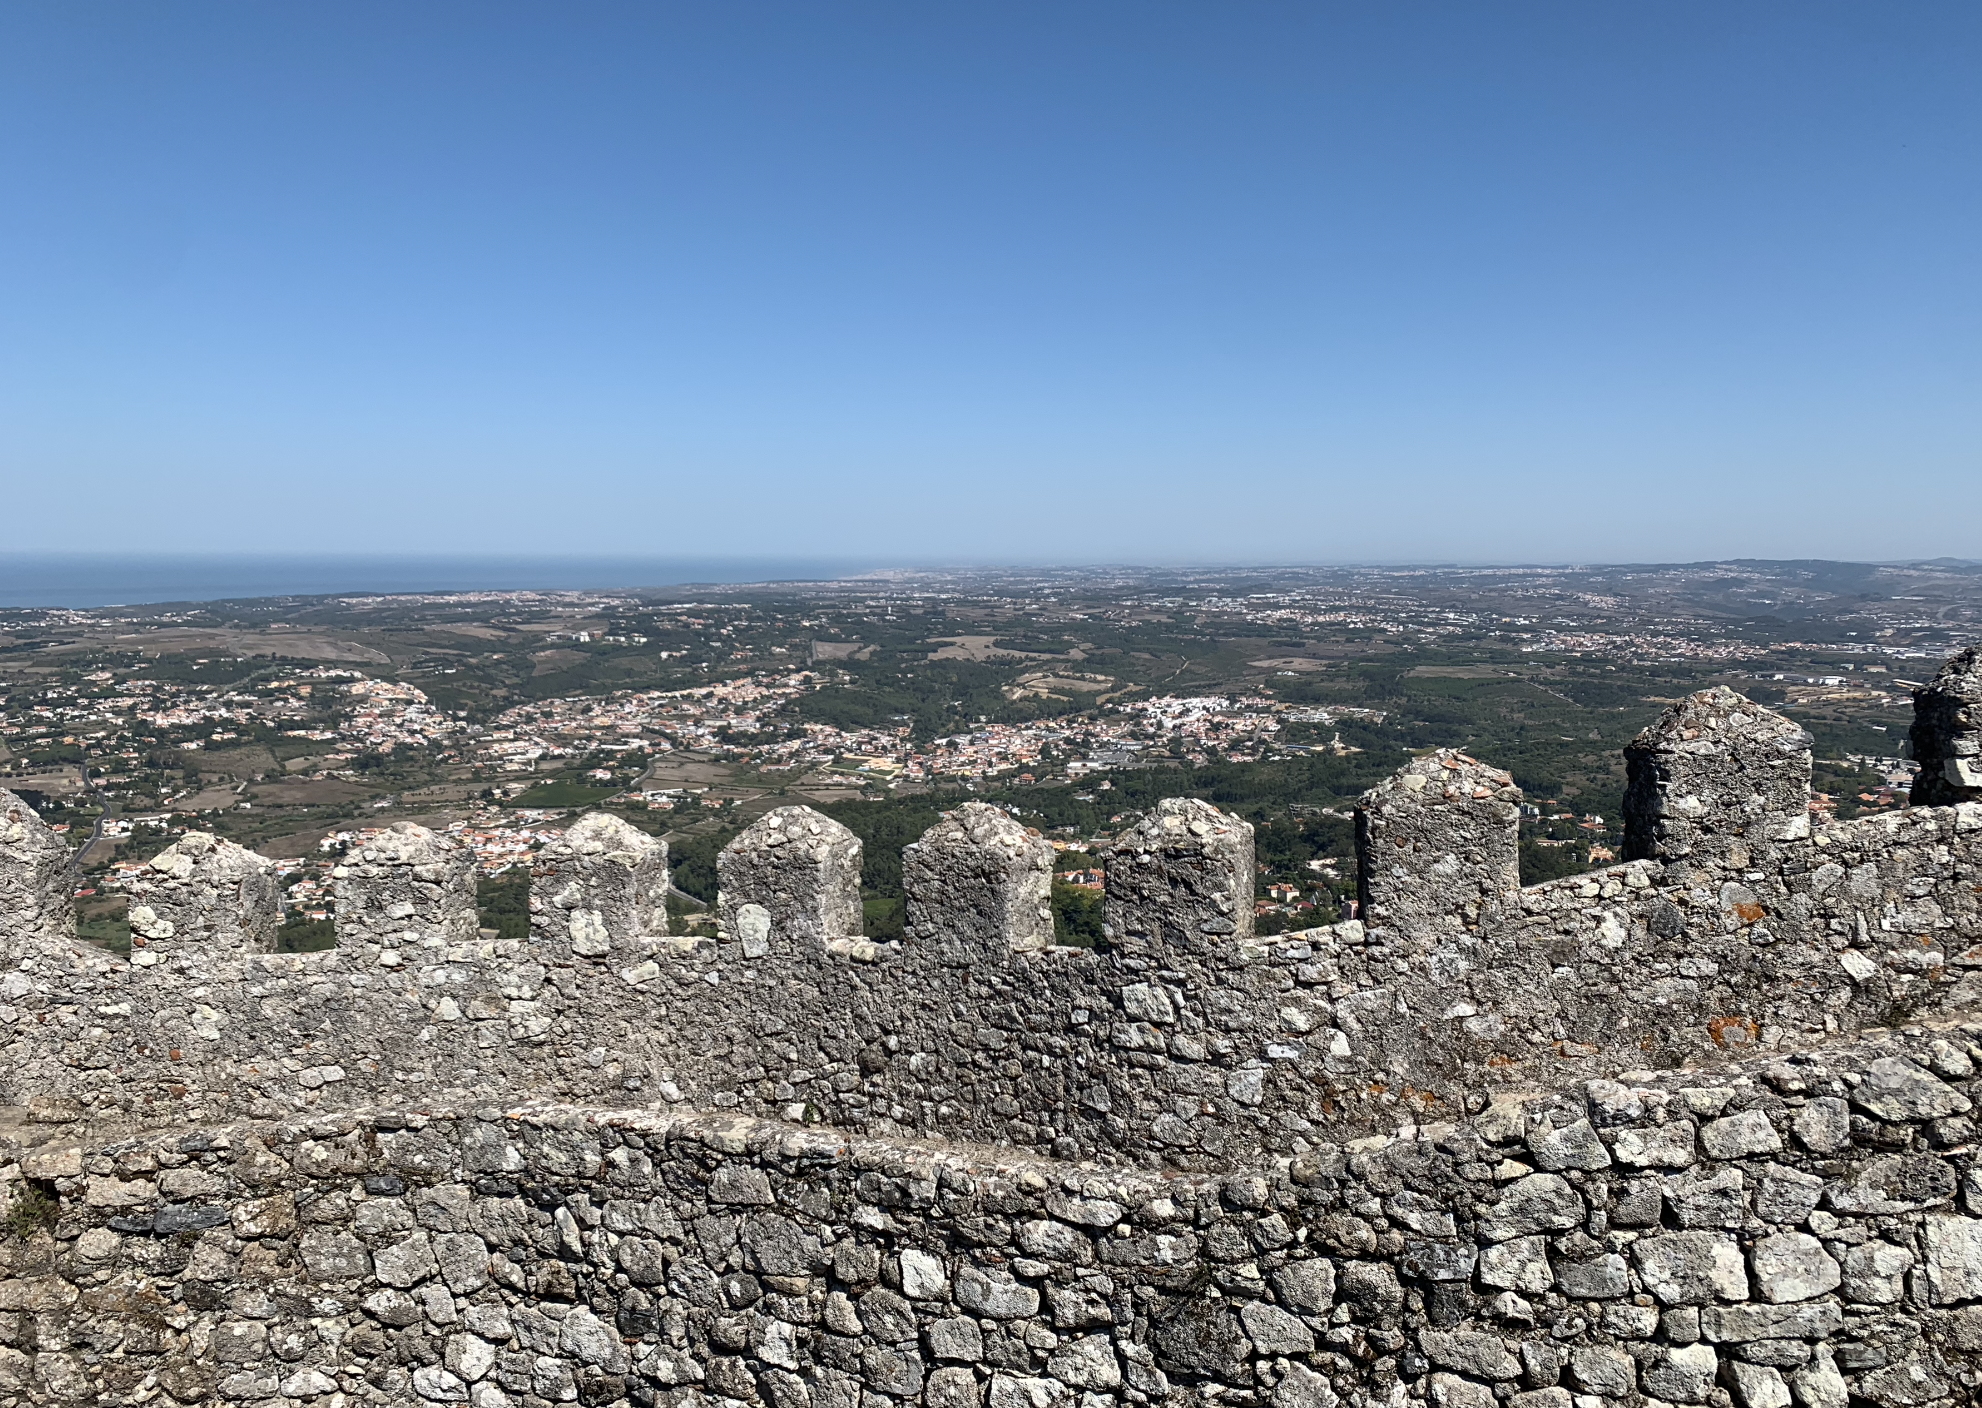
331, 821, 481, 957
1911, 646, 1982, 807
531, 812, 670, 962
902, 802, 1054, 962
1623, 689, 1814, 870
1355, 751, 1521, 938
1103, 798, 1254, 952
717, 807, 865, 956
0, 787, 71, 949
124, 830, 280, 958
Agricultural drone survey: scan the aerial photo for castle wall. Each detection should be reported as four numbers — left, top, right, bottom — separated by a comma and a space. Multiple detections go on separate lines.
0, 781, 1974, 1181
0, 799, 1976, 1175
10, 1026, 1982, 1408
0, 672, 1976, 1179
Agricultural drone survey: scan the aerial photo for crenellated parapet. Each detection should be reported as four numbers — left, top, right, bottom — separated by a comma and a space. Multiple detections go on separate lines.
124, 830, 280, 958
717, 805, 864, 955
1622, 686, 1813, 870
1103, 797, 1254, 951
1912, 644, 1982, 806
902, 801, 1054, 961
1355, 750, 1521, 939
0, 653, 1978, 1180
330, 820, 480, 959
530, 810, 669, 961
0, 786, 73, 950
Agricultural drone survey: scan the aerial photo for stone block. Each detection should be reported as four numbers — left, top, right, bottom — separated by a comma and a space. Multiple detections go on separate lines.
903, 802, 1053, 961
1748, 1232, 1839, 1303
1721, 1360, 1791, 1408
1850, 1057, 1972, 1122
125, 831, 280, 955
1632, 1232, 1749, 1304
717, 806, 862, 954
1103, 798, 1254, 951
1697, 1301, 1842, 1342
1420, 1329, 1520, 1380
1478, 1235, 1553, 1293
1700, 1109, 1782, 1160
1643, 1344, 1718, 1404
530, 811, 668, 959
332, 822, 479, 951
1920, 1213, 1982, 1304
1355, 751, 1520, 939
1621, 689, 1812, 868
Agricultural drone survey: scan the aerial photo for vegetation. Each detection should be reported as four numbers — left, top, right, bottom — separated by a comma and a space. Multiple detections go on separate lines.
477, 868, 531, 939
3, 1183, 58, 1242
274, 915, 336, 953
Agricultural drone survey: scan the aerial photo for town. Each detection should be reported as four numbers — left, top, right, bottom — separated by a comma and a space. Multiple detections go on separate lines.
1, 557, 1975, 950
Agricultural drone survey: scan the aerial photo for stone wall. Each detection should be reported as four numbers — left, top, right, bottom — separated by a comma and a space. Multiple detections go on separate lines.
3, 653, 1982, 1403
0, 685, 1977, 1173
9, 1024, 1982, 1408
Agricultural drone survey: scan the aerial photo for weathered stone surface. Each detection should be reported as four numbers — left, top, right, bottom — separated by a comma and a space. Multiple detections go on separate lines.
1698, 1301, 1842, 1342
1528, 1117, 1611, 1170
1643, 1343, 1718, 1403
1851, 1056, 1973, 1122
1104, 798, 1254, 949
1568, 1345, 1635, 1396
1791, 1096, 1852, 1154
1479, 1174, 1584, 1242
717, 806, 863, 953
1841, 1240, 1914, 1304
1633, 1232, 1749, 1304
530, 811, 668, 959
1609, 1120, 1697, 1168
903, 802, 1054, 960
1478, 1235, 1553, 1292
1356, 750, 1520, 939
1623, 687, 1812, 866
126, 831, 280, 953
1552, 1253, 1628, 1300
1909, 645, 1982, 805
1788, 1350, 1848, 1408
0, 788, 73, 949
332, 820, 479, 951
1701, 1108, 1782, 1159
1920, 1214, 1982, 1304
1749, 1232, 1840, 1303
1724, 1360, 1792, 1408
1420, 1329, 1520, 1380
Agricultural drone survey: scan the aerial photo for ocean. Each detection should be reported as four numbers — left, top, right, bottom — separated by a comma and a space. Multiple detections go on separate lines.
0, 554, 882, 610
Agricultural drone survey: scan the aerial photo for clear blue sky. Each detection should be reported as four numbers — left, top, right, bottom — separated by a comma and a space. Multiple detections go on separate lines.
2, 3, 1976, 565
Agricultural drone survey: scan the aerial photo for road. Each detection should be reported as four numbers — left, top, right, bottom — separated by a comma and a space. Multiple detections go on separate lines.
66, 762, 121, 878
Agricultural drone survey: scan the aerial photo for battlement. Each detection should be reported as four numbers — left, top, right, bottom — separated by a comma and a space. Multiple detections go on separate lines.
0, 657, 1977, 1173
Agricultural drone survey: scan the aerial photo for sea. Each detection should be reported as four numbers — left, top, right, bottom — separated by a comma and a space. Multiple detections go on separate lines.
0, 554, 881, 610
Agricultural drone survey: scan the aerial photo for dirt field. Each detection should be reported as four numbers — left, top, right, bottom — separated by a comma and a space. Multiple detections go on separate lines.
1, 768, 85, 795
530, 649, 588, 675
107, 627, 391, 664
808, 641, 872, 661
176, 786, 245, 811
247, 778, 376, 806
641, 757, 738, 788
200, 744, 279, 777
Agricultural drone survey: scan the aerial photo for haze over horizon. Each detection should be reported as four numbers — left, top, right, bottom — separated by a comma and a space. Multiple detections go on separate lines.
2, 3, 1977, 565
